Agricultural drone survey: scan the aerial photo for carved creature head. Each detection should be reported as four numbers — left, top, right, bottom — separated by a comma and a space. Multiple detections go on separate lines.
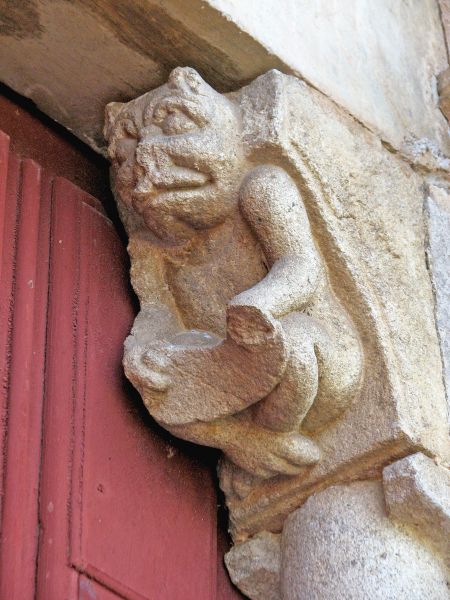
105, 67, 245, 244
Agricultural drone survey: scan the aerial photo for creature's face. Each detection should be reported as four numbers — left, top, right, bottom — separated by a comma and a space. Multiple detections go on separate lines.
106, 68, 245, 244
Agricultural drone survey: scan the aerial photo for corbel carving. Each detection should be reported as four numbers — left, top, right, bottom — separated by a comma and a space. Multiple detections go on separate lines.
105, 66, 362, 481
105, 67, 450, 598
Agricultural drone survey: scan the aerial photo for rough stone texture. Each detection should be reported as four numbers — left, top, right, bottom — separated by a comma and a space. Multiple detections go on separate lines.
2, 0, 450, 170
106, 68, 450, 542
106, 66, 361, 480
383, 453, 450, 568
0, 0, 288, 153
209, 0, 450, 170
439, 0, 450, 57
426, 185, 450, 415
438, 66, 450, 121
282, 481, 450, 600
222, 70, 450, 537
224, 532, 281, 600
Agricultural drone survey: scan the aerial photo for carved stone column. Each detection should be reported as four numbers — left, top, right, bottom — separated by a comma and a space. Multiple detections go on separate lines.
105, 67, 450, 599
282, 476, 449, 600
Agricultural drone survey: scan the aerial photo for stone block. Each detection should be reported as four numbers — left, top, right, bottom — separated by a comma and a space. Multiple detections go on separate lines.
224, 70, 450, 539
209, 0, 450, 169
106, 68, 450, 542
426, 185, 450, 418
225, 532, 281, 600
383, 452, 450, 567
282, 481, 449, 600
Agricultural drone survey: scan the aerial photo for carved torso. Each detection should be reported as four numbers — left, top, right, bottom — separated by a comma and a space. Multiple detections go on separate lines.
105, 66, 363, 490
164, 213, 267, 336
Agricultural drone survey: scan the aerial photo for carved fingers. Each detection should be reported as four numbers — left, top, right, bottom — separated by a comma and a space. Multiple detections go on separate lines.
141, 348, 172, 391
124, 342, 173, 395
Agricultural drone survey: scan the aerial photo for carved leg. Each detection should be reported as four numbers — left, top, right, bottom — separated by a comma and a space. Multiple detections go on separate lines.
252, 312, 319, 432
310, 339, 362, 427
303, 305, 363, 432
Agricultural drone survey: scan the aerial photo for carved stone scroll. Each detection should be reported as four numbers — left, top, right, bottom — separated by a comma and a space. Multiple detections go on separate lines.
105, 67, 450, 598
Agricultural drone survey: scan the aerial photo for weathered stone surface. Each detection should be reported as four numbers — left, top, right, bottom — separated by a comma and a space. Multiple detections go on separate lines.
438, 67, 450, 122
106, 67, 450, 541
426, 185, 450, 415
222, 70, 450, 538
383, 453, 450, 567
2, 0, 449, 170
282, 481, 449, 600
106, 67, 361, 480
224, 532, 281, 600
209, 0, 450, 170
1, 0, 162, 153
0, 0, 288, 153
439, 0, 450, 58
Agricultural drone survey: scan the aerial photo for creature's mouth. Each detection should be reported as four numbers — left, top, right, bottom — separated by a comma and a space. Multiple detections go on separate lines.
134, 165, 210, 194
132, 166, 212, 212
131, 180, 219, 245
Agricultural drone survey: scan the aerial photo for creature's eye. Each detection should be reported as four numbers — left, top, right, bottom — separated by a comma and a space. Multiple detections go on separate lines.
159, 109, 197, 135
152, 97, 208, 135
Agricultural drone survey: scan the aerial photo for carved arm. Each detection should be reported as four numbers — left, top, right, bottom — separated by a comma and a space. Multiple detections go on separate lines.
231, 165, 321, 318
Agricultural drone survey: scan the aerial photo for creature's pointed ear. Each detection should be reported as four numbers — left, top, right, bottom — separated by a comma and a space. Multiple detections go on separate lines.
104, 101, 124, 142
238, 69, 286, 153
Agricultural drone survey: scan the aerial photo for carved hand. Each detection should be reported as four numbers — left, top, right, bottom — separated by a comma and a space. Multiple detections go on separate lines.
226, 300, 281, 349
124, 313, 289, 428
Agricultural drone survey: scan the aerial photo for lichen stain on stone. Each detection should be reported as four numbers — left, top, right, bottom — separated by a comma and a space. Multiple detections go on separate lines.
68, 0, 246, 91
0, 0, 44, 40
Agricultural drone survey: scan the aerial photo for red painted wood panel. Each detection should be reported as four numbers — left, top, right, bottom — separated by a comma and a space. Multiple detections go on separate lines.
37, 179, 220, 599
0, 127, 241, 599
79, 575, 121, 600
0, 131, 12, 517
0, 133, 53, 599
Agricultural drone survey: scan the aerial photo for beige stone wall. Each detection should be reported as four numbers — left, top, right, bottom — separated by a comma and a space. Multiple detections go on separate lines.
1, 0, 450, 169
209, 0, 450, 170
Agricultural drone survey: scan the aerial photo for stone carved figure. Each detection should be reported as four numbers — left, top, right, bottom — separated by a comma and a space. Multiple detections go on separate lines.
104, 67, 450, 600
105, 67, 362, 484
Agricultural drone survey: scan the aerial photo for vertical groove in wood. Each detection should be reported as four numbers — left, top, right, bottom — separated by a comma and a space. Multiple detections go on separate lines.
0, 131, 12, 520
36, 178, 81, 599
70, 189, 92, 571
0, 155, 52, 599
0, 148, 22, 570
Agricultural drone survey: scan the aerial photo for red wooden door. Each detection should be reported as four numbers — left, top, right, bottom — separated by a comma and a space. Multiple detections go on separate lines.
0, 132, 56, 596
0, 128, 241, 600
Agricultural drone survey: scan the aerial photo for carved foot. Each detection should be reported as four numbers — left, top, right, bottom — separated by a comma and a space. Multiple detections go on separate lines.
224, 430, 320, 479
